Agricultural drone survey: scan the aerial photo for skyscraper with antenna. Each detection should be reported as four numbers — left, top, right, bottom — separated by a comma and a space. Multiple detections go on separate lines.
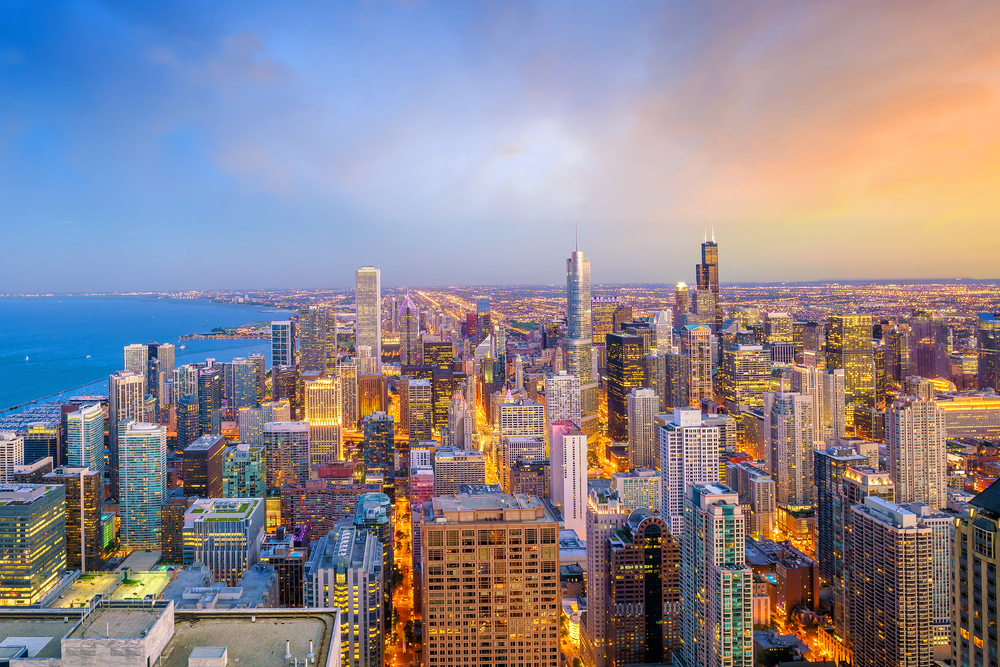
695, 226, 721, 332
565, 222, 599, 435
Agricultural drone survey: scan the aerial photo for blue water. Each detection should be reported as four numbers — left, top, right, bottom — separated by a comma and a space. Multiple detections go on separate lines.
0, 295, 296, 411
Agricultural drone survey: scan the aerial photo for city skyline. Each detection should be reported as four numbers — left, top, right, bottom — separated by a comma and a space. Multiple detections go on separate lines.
4, 2, 1000, 292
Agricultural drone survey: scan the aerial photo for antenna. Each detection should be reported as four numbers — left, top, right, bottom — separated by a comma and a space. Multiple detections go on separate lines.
703, 224, 707, 243
712, 225, 716, 243
575, 219, 578, 252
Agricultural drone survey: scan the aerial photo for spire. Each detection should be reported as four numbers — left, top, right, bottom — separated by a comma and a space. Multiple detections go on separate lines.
712, 225, 716, 243
703, 224, 707, 243
575, 219, 578, 252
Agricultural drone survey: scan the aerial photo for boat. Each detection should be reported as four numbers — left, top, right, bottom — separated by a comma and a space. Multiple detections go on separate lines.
25, 356, 29, 361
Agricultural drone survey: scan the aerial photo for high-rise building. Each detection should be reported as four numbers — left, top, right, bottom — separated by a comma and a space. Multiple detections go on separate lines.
566, 248, 599, 436
583, 486, 629, 667
497, 398, 546, 491
544, 371, 582, 433
719, 344, 770, 413
550, 420, 587, 536
904, 501, 953, 656
299, 305, 330, 373
236, 406, 264, 447
258, 529, 308, 607
849, 497, 934, 667
358, 374, 389, 419
447, 392, 474, 450
953, 480, 1000, 667
362, 412, 394, 489
432, 447, 486, 494
400, 377, 433, 441
0, 483, 66, 605
334, 359, 359, 430
658, 408, 721, 536
197, 367, 223, 436
224, 357, 259, 412
606, 332, 644, 441
592, 296, 619, 342
679, 483, 753, 667
663, 352, 690, 409
262, 421, 310, 488
271, 320, 295, 368
183, 497, 266, 585
887, 395, 946, 508
66, 404, 105, 502
682, 324, 713, 408
305, 376, 343, 464
399, 292, 420, 366
977, 313, 1000, 391
827, 313, 876, 428
249, 353, 266, 403
627, 387, 658, 469
611, 468, 661, 512
280, 481, 381, 537
420, 494, 561, 667
695, 233, 721, 332
356, 266, 382, 372
43, 466, 103, 571
305, 519, 384, 667
175, 393, 201, 448
354, 492, 394, 622
765, 312, 793, 343
124, 343, 149, 393
223, 443, 266, 498
173, 364, 199, 405
820, 368, 847, 441
0, 432, 24, 483
109, 370, 145, 497
606, 509, 680, 667
652, 309, 673, 352
181, 434, 225, 499
725, 461, 776, 539
21, 421, 60, 467
119, 422, 167, 550
764, 391, 815, 506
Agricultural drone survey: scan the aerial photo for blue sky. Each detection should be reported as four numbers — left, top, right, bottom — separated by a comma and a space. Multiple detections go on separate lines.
3, 1, 1000, 292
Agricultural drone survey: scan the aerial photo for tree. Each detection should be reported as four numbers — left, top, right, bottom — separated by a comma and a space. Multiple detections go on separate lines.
404, 619, 415, 644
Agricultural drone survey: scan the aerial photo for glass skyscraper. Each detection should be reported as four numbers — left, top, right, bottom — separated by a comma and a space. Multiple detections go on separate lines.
66, 403, 105, 500
566, 248, 599, 434
356, 266, 382, 370
119, 421, 167, 550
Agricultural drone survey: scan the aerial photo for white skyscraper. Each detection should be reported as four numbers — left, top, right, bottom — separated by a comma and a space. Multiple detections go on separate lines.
66, 403, 105, 494
658, 408, 721, 536
356, 266, 382, 372
764, 391, 815, 505
120, 421, 167, 550
887, 395, 946, 508
271, 320, 295, 368
680, 483, 754, 667
652, 309, 673, 353
583, 487, 629, 667
544, 371, 581, 436
173, 364, 199, 401
627, 387, 659, 469
110, 370, 145, 497
497, 398, 546, 491
237, 406, 265, 447
820, 368, 847, 441
0, 432, 24, 483
124, 343, 148, 393
551, 420, 587, 537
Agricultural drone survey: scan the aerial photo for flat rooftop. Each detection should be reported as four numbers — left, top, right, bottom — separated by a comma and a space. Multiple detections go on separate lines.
110, 571, 172, 601
47, 573, 123, 609
0, 616, 73, 659
115, 550, 162, 572
68, 605, 166, 640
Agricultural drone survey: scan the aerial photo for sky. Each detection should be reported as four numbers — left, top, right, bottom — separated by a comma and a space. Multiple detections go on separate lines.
2, 0, 1000, 292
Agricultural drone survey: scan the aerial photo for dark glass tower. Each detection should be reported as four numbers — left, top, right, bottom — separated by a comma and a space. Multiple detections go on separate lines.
695, 231, 721, 332
607, 333, 645, 441
978, 313, 1000, 390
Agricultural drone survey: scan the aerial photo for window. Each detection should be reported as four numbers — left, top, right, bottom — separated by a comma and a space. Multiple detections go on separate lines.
975, 525, 995, 559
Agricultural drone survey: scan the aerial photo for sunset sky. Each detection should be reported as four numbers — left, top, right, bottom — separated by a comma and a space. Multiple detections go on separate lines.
2, 1, 999, 291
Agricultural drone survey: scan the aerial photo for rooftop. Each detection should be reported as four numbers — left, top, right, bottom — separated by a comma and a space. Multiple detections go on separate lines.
971, 478, 1000, 515
185, 498, 262, 523
68, 602, 171, 640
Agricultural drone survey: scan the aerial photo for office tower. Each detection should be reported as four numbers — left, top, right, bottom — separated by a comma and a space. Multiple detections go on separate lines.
612, 468, 661, 512
183, 497, 265, 585
953, 481, 1000, 666
423, 340, 453, 370
358, 374, 389, 419
258, 530, 308, 607
725, 461, 776, 538
657, 408, 721, 535
432, 447, 486, 494
719, 344, 770, 413
820, 368, 847, 440
400, 377, 432, 441
420, 494, 560, 667
663, 352, 690, 409
504, 436, 546, 484
173, 363, 199, 403
43, 466, 103, 571
765, 312, 793, 343
411, 465, 436, 505
0, 432, 24, 482
682, 324, 713, 408
674, 282, 690, 326
355, 266, 382, 371
904, 375, 936, 400
550, 420, 587, 536
305, 376, 343, 465
475, 297, 492, 344
652, 309, 673, 352
248, 353, 266, 403
362, 412, 394, 484
827, 313, 876, 428
885, 326, 913, 384
606, 332, 644, 441
272, 365, 300, 418
224, 357, 259, 411
887, 395, 946, 508
583, 487, 629, 667
271, 320, 295, 368
695, 232, 721, 332
175, 393, 201, 447
153, 341, 175, 395
564, 249, 599, 436
510, 460, 549, 497
791, 363, 823, 445
197, 367, 223, 436
0, 483, 66, 605
124, 343, 149, 393
978, 313, 1000, 390
764, 391, 815, 505
680, 483, 753, 667
447, 393, 474, 449
182, 433, 225, 498
544, 371, 582, 431
299, 305, 329, 372
21, 421, 60, 467
849, 497, 933, 667
353, 492, 394, 623
237, 405, 264, 446
223, 443, 266, 498
262, 398, 292, 423
903, 501, 953, 654
109, 369, 144, 496
592, 296, 619, 342
643, 353, 667, 411
627, 387, 658, 469
606, 509, 680, 667
399, 292, 420, 365
497, 398, 546, 491
874, 342, 887, 408
280, 481, 380, 537
119, 421, 167, 550
12, 457, 52, 484
263, 421, 310, 488
305, 520, 384, 667
334, 359, 359, 430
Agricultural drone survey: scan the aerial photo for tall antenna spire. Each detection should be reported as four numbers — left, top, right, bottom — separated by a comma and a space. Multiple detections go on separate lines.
575, 219, 578, 252
712, 225, 716, 243
703, 224, 707, 243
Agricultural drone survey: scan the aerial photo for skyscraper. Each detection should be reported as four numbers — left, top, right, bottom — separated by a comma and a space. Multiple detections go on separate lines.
583, 487, 629, 667
175, 393, 201, 447
606, 332, 644, 441
119, 421, 167, 550
184, 497, 266, 585
173, 363, 199, 403
652, 309, 673, 353
827, 313, 876, 428
224, 357, 259, 411
305, 375, 343, 464
849, 497, 934, 667
544, 371, 582, 435
953, 480, 1000, 667
695, 232, 721, 332
400, 377, 432, 441
627, 387, 658, 469
43, 466, 103, 572
124, 343, 149, 393
682, 324, 713, 408
496, 398, 546, 491
606, 509, 681, 667
718, 344, 771, 413
109, 370, 144, 497
0, 432, 24, 483
181, 434, 226, 499
887, 395, 946, 508
820, 368, 847, 441
657, 408, 721, 535
362, 412, 394, 487
550, 420, 587, 537
680, 483, 754, 667
592, 296, 620, 342
764, 391, 815, 506
399, 292, 420, 365
566, 247, 599, 435
299, 305, 330, 373
197, 367, 222, 436
263, 421, 310, 488
223, 443, 266, 498
271, 320, 295, 368
356, 266, 382, 372
0, 483, 66, 605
